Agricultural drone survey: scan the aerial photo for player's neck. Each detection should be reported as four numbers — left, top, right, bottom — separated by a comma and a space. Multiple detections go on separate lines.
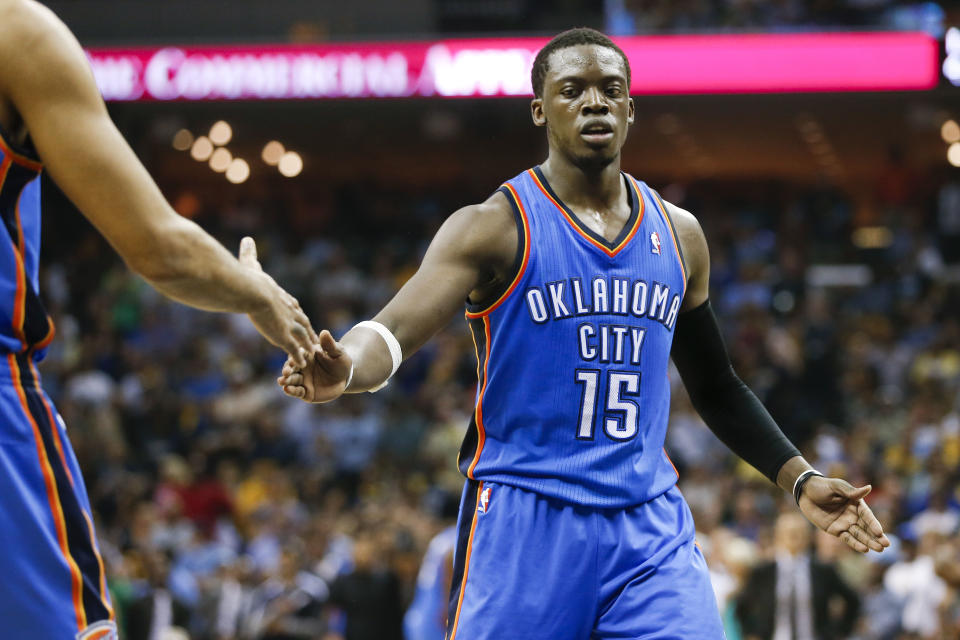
539, 155, 623, 211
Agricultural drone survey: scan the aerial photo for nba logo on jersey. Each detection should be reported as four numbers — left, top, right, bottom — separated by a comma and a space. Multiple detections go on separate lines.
477, 487, 492, 514
650, 231, 662, 255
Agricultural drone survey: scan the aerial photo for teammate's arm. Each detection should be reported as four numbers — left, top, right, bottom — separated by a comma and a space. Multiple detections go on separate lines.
0, 0, 316, 365
278, 192, 517, 403
668, 201, 889, 554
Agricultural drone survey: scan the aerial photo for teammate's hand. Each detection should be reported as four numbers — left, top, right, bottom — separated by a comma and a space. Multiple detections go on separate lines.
798, 476, 891, 554
239, 236, 317, 368
277, 330, 353, 403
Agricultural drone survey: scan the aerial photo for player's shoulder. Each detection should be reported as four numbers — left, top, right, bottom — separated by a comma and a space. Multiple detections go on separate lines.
661, 199, 706, 251
459, 187, 513, 216
438, 189, 516, 266
0, 0, 58, 44
0, 0, 70, 70
659, 198, 709, 285
448, 188, 514, 235
661, 199, 700, 234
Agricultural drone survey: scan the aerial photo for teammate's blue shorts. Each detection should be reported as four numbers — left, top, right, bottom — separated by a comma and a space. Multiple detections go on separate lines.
446, 479, 725, 640
0, 353, 116, 639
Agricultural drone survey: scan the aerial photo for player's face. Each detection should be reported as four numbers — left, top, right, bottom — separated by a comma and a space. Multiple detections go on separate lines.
532, 44, 634, 171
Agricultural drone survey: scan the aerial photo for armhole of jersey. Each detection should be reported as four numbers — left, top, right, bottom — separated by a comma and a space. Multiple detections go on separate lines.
465, 184, 529, 318
652, 188, 687, 284
0, 121, 42, 167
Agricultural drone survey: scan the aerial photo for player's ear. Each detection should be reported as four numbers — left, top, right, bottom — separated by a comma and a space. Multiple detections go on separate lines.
627, 97, 635, 125
531, 98, 546, 127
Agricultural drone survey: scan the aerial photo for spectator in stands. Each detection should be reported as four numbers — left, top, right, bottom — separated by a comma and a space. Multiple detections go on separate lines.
736, 512, 860, 640
884, 533, 950, 638
851, 536, 903, 640
246, 542, 327, 640
328, 533, 404, 640
125, 549, 193, 640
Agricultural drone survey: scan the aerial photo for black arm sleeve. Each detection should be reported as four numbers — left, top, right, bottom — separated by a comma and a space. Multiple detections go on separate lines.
671, 299, 800, 483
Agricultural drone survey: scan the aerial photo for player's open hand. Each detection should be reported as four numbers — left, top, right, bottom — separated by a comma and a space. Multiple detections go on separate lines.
238, 236, 317, 368
277, 330, 352, 403
798, 476, 891, 554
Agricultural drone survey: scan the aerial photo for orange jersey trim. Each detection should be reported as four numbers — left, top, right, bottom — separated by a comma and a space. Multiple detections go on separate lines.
81, 510, 115, 620
28, 359, 74, 487
461, 319, 483, 473
0, 157, 20, 348
9, 237, 26, 347
0, 155, 11, 191
650, 190, 687, 297
465, 184, 530, 319
664, 447, 679, 483
448, 481, 483, 640
0, 156, 11, 215
30, 360, 112, 620
0, 155, 52, 351
11, 194, 28, 348
35, 318, 56, 350
528, 168, 644, 259
8, 354, 86, 631
0, 131, 42, 172
466, 316, 491, 480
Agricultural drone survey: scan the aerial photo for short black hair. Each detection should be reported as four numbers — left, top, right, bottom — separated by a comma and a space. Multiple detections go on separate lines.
531, 27, 631, 98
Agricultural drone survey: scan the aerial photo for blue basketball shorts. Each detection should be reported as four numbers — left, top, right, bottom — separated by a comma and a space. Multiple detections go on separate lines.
0, 353, 116, 639
446, 479, 725, 640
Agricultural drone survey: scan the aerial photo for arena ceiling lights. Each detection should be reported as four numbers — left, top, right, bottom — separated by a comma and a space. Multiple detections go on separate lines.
86, 32, 939, 102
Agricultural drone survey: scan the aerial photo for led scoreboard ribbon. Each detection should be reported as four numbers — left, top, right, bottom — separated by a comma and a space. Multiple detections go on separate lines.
85, 31, 939, 101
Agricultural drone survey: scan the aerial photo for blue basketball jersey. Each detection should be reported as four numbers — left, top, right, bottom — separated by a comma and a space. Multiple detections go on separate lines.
458, 167, 687, 507
0, 125, 54, 357
0, 128, 115, 636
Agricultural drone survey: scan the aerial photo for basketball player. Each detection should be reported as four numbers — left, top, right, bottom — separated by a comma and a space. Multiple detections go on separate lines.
0, 1, 317, 637
279, 28, 890, 639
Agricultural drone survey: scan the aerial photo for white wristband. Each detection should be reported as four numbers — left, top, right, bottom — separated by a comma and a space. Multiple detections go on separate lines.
793, 469, 823, 505
354, 320, 402, 392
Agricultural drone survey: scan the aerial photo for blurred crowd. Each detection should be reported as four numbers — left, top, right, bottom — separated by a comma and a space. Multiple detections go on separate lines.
35, 157, 960, 639
434, 0, 948, 39
604, 0, 947, 34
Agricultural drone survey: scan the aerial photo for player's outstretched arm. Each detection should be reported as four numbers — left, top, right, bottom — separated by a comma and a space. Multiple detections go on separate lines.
0, 0, 316, 366
667, 201, 889, 554
278, 192, 517, 403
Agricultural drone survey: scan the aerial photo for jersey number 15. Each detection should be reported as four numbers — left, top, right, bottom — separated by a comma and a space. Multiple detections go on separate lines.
574, 369, 641, 441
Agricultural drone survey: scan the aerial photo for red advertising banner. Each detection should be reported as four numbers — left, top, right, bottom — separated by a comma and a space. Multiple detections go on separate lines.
86, 32, 939, 102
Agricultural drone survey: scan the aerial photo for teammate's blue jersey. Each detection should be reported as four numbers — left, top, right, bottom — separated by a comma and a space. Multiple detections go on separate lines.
0, 128, 115, 636
0, 126, 54, 357
458, 167, 687, 507
405, 524, 456, 640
